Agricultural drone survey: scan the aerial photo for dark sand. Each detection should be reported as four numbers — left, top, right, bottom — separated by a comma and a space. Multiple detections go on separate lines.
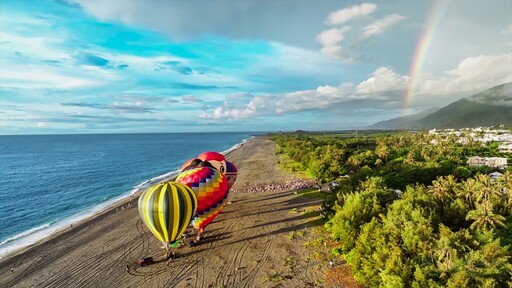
0, 136, 324, 288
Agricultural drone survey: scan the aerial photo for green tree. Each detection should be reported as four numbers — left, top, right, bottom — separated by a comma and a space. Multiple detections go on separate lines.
474, 174, 492, 202
456, 178, 476, 208
466, 202, 506, 231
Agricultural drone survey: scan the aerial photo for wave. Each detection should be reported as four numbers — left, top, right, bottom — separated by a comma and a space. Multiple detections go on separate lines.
0, 223, 51, 247
130, 169, 180, 195
222, 136, 254, 155
0, 135, 251, 260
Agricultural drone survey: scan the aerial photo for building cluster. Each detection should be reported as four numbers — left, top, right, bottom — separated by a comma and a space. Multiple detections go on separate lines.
427, 127, 511, 169
428, 127, 512, 147
467, 156, 508, 169
498, 142, 512, 153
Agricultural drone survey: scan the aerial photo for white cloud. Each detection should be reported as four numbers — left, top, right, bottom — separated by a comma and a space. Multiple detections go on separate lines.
201, 82, 378, 120
325, 3, 377, 25
316, 26, 351, 58
418, 53, 512, 96
0, 68, 100, 89
500, 24, 512, 35
361, 14, 406, 39
199, 95, 269, 119
0, 31, 69, 60
200, 53, 512, 121
357, 67, 409, 94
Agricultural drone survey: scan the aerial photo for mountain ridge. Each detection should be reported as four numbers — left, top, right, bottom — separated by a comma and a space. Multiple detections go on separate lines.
368, 83, 512, 129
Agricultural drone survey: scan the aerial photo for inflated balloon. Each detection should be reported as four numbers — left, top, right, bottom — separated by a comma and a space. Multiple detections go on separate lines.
138, 182, 197, 244
197, 151, 226, 175
225, 161, 237, 189
176, 166, 229, 231
180, 158, 201, 173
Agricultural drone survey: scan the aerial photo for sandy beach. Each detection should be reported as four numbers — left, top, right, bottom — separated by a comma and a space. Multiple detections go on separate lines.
0, 136, 325, 288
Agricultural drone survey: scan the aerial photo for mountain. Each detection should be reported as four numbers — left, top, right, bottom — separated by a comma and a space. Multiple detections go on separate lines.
368, 107, 439, 129
368, 83, 512, 129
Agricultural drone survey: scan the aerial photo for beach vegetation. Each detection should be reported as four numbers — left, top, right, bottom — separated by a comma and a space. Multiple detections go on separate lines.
261, 271, 284, 283
288, 231, 304, 240
284, 256, 299, 272
298, 188, 324, 198
269, 131, 512, 287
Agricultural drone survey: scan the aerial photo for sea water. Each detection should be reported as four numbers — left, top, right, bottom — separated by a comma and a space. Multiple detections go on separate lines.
0, 132, 253, 258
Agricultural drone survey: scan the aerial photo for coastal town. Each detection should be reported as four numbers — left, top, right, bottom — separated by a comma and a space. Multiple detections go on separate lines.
428, 126, 512, 147
429, 126, 511, 170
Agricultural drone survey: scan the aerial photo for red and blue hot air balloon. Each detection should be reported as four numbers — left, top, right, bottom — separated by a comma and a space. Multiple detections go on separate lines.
225, 161, 237, 189
197, 151, 226, 175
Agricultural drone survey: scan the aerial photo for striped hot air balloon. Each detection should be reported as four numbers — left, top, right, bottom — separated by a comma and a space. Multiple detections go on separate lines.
138, 182, 198, 244
176, 166, 229, 231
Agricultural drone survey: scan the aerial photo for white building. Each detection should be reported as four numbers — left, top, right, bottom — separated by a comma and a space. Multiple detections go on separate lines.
467, 156, 486, 167
468, 156, 508, 169
499, 142, 512, 153
489, 171, 504, 180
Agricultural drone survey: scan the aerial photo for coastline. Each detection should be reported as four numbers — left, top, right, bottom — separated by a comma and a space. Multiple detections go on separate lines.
0, 134, 323, 287
0, 135, 256, 261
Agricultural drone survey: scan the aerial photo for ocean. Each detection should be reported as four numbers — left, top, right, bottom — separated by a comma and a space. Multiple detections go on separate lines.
0, 132, 253, 258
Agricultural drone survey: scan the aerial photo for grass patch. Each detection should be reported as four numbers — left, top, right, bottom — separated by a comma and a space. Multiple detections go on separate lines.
297, 188, 325, 199
287, 231, 304, 240
261, 271, 284, 284
276, 153, 308, 178
284, 256, 299, 272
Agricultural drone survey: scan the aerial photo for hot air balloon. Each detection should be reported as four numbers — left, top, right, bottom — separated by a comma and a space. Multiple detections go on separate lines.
176, 166, 229, 240
138, 182, 197, 255
197, 151, 226, 175
179, 158, 201, 173
225, 161, 237, 189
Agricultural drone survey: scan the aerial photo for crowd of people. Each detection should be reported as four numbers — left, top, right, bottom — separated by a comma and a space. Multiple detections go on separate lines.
232, 178, 318, 194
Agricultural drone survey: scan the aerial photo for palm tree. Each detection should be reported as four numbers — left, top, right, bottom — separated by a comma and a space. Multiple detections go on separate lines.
498, 171, 512, 215
435, 225, 457, 275
375, 144, 389, 162
456, 178, 476, 208
443, 175, 458, 196
499, 171, 512, 192
466, 202, 506, 231
474, 173, 500, 205
434, 225, 472, 277
428, 176, 455, 202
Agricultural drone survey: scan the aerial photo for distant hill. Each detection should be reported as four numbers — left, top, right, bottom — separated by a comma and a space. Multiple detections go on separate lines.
368, 83, 512, 129
368, 107, 439, 129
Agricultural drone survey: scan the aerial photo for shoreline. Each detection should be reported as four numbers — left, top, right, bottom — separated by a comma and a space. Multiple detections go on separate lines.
0, 135, 323, 288
0, 135, 257, 262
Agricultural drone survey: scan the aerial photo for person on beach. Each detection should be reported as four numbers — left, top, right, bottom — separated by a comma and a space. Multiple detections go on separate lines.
166, 251, 175, 266
165, 239, 185, 265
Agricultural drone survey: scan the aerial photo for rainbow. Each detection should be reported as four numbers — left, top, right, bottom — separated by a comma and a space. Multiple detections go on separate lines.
404, 0, 449, 108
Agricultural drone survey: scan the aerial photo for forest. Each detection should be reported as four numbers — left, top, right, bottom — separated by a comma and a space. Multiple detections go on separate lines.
269, 130, 512, 287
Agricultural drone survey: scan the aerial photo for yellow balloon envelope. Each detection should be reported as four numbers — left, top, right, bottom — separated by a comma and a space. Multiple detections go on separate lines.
138, 182, 197, 244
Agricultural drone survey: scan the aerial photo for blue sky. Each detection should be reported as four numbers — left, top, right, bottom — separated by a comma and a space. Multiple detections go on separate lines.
0, 0, 511, 134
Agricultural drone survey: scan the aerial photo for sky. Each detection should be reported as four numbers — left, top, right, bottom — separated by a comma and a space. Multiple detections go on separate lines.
0, 0, 511, 134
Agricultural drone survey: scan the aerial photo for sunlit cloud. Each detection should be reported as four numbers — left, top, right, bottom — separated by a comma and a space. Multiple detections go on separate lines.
325, 3, 377, 25
201, 53, 512, 120
316, 26, 351, 58
360, 14, 406, 39
1, 0, 510, 133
